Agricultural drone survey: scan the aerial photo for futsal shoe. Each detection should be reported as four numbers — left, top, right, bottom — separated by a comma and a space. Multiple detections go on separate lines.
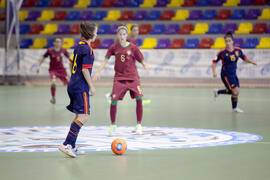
142, 99, 151, 106
233, 108, 244, 113
213, 88, 219, 100
135, 124, 142, 135
109, 124, 117, 136
50, 98, 56, 104
73, 145, 85, 155
105, 93, 111, 104
58, 144, 76, 158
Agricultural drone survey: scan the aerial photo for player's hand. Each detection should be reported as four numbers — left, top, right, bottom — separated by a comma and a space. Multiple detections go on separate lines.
252, 62, 257, 66
36, 67, 40, 74
93, 73, 100, 81
90, 86, 96, 96
213, 72, 217, 78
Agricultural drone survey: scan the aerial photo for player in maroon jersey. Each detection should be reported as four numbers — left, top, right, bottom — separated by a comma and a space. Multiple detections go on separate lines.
36, 38, 71, 104
93, 24, 149, 135
127, 24, 139, 46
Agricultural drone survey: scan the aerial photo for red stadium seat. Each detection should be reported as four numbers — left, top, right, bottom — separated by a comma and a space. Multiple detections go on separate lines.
216, 9, 231, 20
251, 23, 267, 34
28, 24, 44, 34
49, 0, 64, 7
253, 0, 268, 5
91, 39, 101, 49
52, 11, 67, 21
178, 24, 194, 34
22, 0, 38, 7
69, 24, 79, 34
198, 38, 214, 48
102, 0, 116, 7
182, 0, 198, 7
159, 10, 175, 20
119, 11, 134, 20
0, 12, 6, 21
139, 24, 152, 34
169, 39, 185, 49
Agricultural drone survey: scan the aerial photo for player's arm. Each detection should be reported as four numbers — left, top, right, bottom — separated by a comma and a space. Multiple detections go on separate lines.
93, 59, 109, 81
82, 69, 96, 96
142, 61, 150, 73
212, 60, 217, 78
36, 57, 46, 74
244, 57, 257, 66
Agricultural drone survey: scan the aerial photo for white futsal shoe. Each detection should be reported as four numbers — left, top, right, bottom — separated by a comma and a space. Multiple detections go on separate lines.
213, 88, 219, 100
58, 144, 76, 158
135, 124, 142, 135
109, 124, 117, 136
233, 107, 244, 113
73, 145, 85, 155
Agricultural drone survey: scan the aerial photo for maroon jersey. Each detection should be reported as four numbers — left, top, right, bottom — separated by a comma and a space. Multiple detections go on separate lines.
127, 36, 137, 46
43, 47, 70, 71
105, 42, 144, 81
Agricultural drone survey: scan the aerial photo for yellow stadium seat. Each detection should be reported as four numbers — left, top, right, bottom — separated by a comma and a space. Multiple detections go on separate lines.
235, 23, 253, 34
140, 0, 157, 7
19, 10, 28, 21
167, 0, 184, 7
140, 38, 157, 49
37, 10, 54, 21
0, 0, 6, 8
223, 0, 240, 6
30, 38, 47, 49
256, 38, 270, 49
62, 38, 75, 49
211, 38, 226, 49
171, 10, 189, 20
74, 0, 91, 8
258, 9, 270, 20
40, 24, 58, 34
191, 23, 209, 34
104, 10, 121, 21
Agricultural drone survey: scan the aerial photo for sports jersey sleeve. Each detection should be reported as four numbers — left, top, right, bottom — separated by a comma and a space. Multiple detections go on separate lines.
239, 49, 247, 61
105, 45, 114, 60
82, 46, 92, 69
43, 49, 50, 58
134, 46, 144, 63
212, 50, 223, 64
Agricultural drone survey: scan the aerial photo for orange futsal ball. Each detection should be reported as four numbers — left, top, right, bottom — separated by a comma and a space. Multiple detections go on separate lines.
111, 139, 127, 155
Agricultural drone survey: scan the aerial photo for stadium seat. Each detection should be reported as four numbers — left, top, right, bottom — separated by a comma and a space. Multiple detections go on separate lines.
233, 38, 244, 48
251, 23, 267, 34
223, 0, 240, 6
155, 38, 171, 49
159, 10, 175, 20
98, 24, 111, 34
40, 24, 58, 34
216, 9, 231, 20
102, 0, 116, 7
56, 24, 70, 34
74, 0, 90, 8
19, 10, 28, 21
207, 23, 223, 34
65, 11, 80, 21
30, 38, 47, 49
104, 10, 121, 21
0, 12, 6, 21
35, 0, 51, 7
25, 11, 40, 21
91, 39, 101, 49
198, 38, 214, 48
239, 0, 253, 6
155, 0, 170, 7
69, 24, 79, 34
172, 10, 189, 20
178, 24, 194, 34
183, 38, 199, 48
140, 0, 156, 7
62, 38, 74, 49
127, 0, 142, 7
242, 38, 259, 48
37, 10, 54, 21
79, 11, 93, 20
211, 38, 226, 48
92, 11, 107, 21
28, 24, 44, 34
49, 0, 64, 7
133, 10, 147, 20
230, 9, 245, 20
245, 9, 261, 19
201, 9, 217, 20
191, 23, 208, 34
62, 0, 77, 7
150, 24, 166, 34
119, 11, 134, 21
115, 0, 128, 7
110, 24, 118, 34
45, 38, 55, 48
136, 38, 143, 46
20, 38, 33, 48
164, 24, 180, 34
139, 24, 152, 34
267, 25, 270, 33
258, 9, 270, 19
169, 38, 185, 48
20, 24, 31, 34
146, 10, 161, 20
52, 11, 67, 21
196, 0, 210, 6
187, 10, 202, 20
140, 38, 157, 49
167, 0, 184, 7
182, 0, 198, 6
222, 23, 237, 33
88, 0, 102, 7
253, 0, 268, 5
235, 23, 253, 34
22, 0, 38, 7
99, 39, 114, 49
210, 0, 225, 6
256, 38, 270, 48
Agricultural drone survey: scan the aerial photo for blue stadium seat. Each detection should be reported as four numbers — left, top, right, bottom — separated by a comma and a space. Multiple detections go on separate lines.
65, 11, 80, 20
196, 0, 210, 6
207, 24, 223, 34
183, 38, 199, 48
20, 24, 31, 34
150, 24, 165, 34
201, 9, 217, 20
45, 38, 54, 48
230, 9, 245, 20
146, 10, 161, 20
36, 0, 51, 7
128, 0, 143, 7
136, 38, 143, 46
242, 38, 259, 48
88, 0, 103, 7
92, 11, 107, 21
98, 24, 111, 34
20, 38, 33, 48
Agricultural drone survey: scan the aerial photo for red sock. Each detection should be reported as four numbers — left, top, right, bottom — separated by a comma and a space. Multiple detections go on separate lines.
110, 104, 117, 124
136, 99, 143, 124
51, 84, 56, 99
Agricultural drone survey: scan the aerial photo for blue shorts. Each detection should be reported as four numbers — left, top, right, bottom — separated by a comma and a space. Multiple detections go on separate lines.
66, 90, 90, 115
221, 74, 240, 90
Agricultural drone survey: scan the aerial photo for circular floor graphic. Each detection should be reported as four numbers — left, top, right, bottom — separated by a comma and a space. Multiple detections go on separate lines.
0, 126, 262, 152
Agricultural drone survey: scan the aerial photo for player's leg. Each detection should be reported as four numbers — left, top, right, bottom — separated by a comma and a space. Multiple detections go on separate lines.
49, 71, 57, 104
214, 75, 232, 98
231, 76, 242, 112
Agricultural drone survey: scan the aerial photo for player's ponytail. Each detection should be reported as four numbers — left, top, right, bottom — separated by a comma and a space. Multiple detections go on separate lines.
224, 31, 233, 40
80, 22, 97, 40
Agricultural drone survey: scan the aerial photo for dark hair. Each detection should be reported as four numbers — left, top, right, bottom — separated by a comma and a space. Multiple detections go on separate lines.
131, 24, 138, 30
117, 24, 128, 33
224, 31, 233, 40
80, 22, 97, 40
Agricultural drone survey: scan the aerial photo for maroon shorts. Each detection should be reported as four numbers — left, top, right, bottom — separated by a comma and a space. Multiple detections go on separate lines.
49, 70, 68, 85
111, 80, 143, 101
